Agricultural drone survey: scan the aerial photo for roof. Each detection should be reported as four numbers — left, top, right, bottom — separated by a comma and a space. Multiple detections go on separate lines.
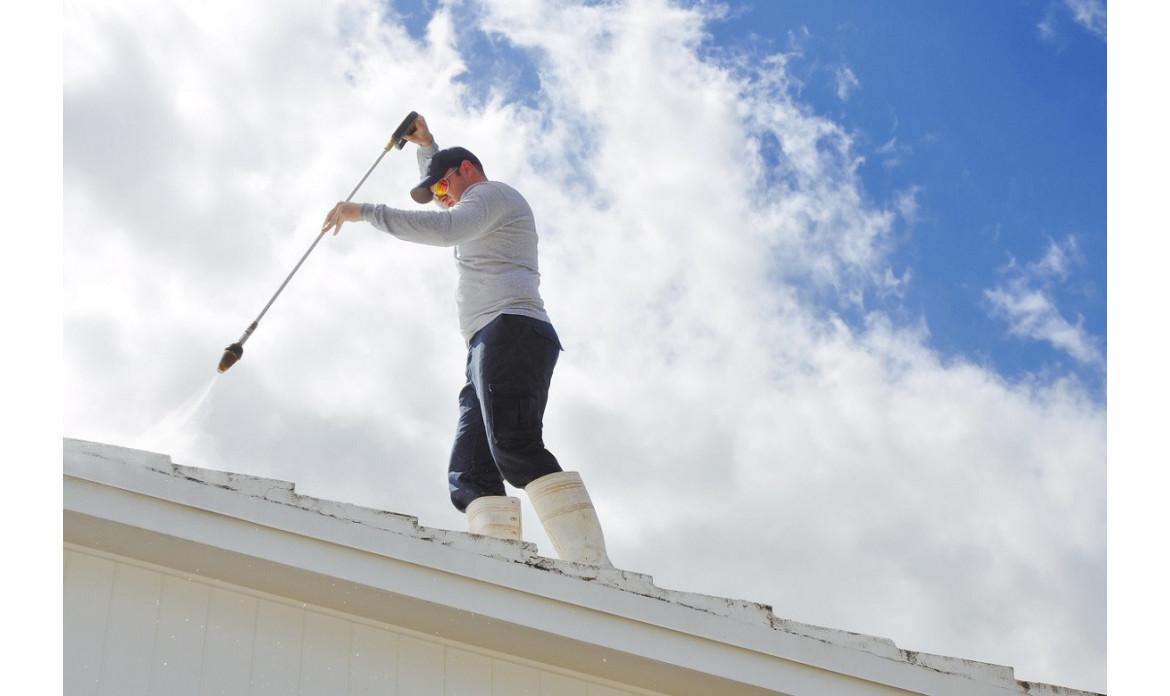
63, 437, 1102, 696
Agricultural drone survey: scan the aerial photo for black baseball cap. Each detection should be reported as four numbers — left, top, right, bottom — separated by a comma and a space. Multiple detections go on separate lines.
410, 146, 484, 204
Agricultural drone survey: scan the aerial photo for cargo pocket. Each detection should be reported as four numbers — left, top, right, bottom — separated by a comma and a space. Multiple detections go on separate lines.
488, 383, 542, 452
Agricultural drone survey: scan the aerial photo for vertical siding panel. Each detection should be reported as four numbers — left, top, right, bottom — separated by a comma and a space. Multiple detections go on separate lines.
396, 636, 444, 696
348, 623, 399, 695
201, 587, 258, 696
444, 647, 491, 696
540, 672, 588, 696
300, 612, 352, 694
150, 575, 210, 695
99, 562, 163, 695
63, 550, 115, 696
250, 600, 305, 696
492, 660, 541, 694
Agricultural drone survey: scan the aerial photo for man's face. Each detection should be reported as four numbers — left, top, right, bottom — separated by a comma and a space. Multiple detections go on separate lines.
433, 162, 470, 208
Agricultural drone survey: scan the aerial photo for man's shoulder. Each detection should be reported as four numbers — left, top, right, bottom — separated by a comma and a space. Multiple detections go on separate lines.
475, 179, 522, 195
467, 180, 531, 207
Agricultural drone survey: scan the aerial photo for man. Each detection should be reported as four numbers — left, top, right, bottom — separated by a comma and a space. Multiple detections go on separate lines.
322, 115, 612, 567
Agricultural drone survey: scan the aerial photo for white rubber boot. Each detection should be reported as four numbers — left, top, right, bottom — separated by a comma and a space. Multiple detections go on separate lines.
466, 496, 522, 541
525, 471, 613, 568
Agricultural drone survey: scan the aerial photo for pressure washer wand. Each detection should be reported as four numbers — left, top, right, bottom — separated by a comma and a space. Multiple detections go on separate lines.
217, 111, 419, 374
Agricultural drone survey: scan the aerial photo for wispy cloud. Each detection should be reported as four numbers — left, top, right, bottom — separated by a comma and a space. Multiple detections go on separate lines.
1039, 0, 1107, 42
1064, 0, 1107, 39
984, 237, 1104, 368
835, 64, 860, 101
875, 136, 903, 169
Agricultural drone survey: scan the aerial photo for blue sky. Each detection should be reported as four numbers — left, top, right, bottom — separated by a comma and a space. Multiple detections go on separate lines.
740, 1, 1107, 389
57, 0, 1113, 691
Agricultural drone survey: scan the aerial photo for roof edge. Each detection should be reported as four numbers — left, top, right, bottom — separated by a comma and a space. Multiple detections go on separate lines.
62, 437, 1103, 696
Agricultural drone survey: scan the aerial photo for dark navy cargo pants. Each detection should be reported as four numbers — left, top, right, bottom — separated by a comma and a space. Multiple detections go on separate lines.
448, 314, 564, 511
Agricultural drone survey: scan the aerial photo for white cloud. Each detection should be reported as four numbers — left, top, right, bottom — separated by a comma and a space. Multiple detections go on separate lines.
1039, 0, 1107, 43
876, 136, 905, 169
63, 0, 1105, 691
895, 184, 922, 224
835, 64, 861, 101
985, 237, 1104, 369
1037, 17, 1058, 43
1065, 0, 1107, 39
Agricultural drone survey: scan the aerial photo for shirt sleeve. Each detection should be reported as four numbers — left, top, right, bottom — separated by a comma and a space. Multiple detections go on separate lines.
359, 184, 507, 248
417, 141, 439, 178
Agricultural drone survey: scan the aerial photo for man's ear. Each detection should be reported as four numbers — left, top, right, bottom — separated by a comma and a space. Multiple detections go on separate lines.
462, 159, 484, 181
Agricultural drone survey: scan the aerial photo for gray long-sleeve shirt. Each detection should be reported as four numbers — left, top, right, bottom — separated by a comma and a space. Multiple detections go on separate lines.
359, 145, 551, 344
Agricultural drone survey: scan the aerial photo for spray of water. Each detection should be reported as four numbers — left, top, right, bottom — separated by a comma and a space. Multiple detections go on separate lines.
141, 374, 221, 462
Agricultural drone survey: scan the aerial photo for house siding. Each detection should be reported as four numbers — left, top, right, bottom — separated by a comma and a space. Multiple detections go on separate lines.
64, 546, 652, 696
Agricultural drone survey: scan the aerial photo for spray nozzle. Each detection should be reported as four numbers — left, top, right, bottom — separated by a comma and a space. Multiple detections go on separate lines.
217, 343, 244, 373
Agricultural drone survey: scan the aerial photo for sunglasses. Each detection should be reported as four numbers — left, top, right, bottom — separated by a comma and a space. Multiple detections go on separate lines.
430, 166, 461, 197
